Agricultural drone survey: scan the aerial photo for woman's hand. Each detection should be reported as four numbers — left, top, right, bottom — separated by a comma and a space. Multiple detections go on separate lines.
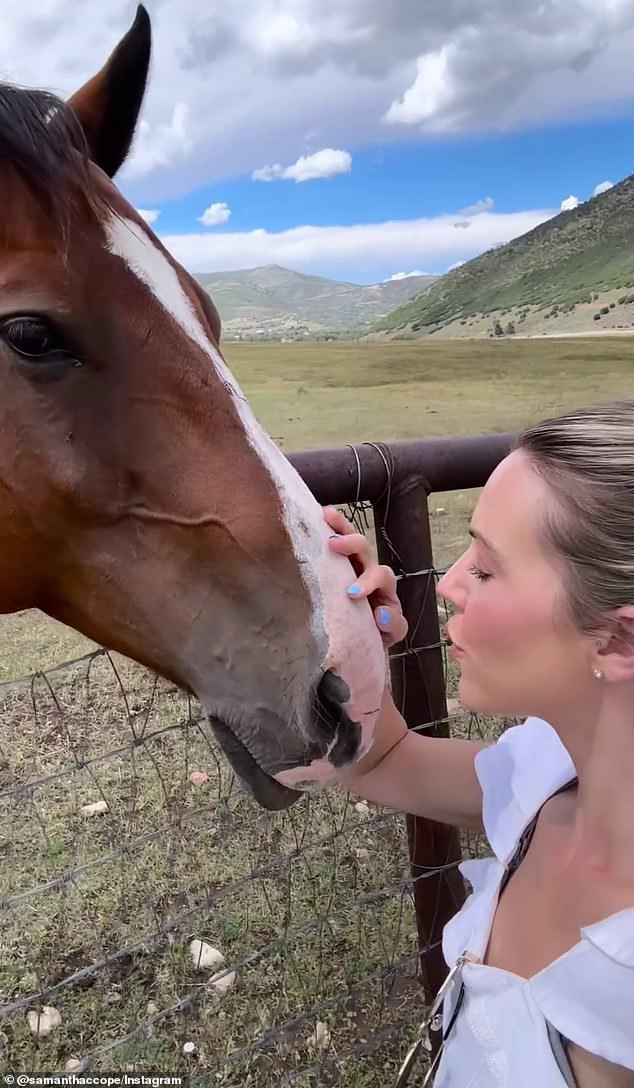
324, 506, 408, 648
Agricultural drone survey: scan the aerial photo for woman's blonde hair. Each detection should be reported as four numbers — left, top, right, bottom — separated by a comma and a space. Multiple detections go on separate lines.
516, 398, 634, 635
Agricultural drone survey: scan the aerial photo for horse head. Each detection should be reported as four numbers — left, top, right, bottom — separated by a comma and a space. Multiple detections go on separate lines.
0, 6, 387, 809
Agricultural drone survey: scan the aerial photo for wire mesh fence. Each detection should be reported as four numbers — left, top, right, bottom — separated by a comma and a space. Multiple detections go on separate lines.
0, 645, 440, 1083
0, 629, 505, 1083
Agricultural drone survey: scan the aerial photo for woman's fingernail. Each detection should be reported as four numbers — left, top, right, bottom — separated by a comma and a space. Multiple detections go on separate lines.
329, 533, 342, 539
346, 584, 361, 596
379, 608, 390, 627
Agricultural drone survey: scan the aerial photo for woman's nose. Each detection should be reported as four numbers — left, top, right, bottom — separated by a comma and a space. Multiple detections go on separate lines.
437, 557, 463, 609
436, 563, 455, 601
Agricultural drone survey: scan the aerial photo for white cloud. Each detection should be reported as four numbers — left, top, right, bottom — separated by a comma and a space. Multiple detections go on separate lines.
123, 103, 193, 180
388, 270, 427, 280
253, 148, 352, 183
137, 208, 161, 224
4, 2, 634, 203
384, 48, 452, 127
383, 5, 634, 134
158, 206, 556, 277
460, 197, 495, 217
448, 260, 465, 271
558, 181, 614, 210
198, 202, 232, 227
560, 194, 581, 211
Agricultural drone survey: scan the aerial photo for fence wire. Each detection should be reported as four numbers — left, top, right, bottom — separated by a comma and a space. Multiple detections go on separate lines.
0, 505, 505, 1084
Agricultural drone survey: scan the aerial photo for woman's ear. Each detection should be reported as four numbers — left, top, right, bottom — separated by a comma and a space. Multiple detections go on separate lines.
596, 606, 634, 684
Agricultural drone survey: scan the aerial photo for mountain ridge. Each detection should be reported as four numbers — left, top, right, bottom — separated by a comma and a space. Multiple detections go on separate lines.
194, 264, 437, 338
375, 174, 634, 339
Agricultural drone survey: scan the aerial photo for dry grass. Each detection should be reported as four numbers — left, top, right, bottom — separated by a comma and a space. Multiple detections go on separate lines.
0, 654, 428, 1082
1, 336, 631, 1082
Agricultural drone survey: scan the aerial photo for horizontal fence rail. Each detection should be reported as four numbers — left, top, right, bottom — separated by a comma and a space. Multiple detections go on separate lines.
288, 432, 515, 504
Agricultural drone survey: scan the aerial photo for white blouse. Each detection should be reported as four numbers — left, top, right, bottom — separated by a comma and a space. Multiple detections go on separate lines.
433, 716, 634, 1086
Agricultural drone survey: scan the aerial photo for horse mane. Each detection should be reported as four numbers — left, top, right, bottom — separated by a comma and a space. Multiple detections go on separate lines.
0, 83, 99, 230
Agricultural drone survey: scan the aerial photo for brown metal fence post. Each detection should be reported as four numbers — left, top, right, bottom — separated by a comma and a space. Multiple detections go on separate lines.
373, 473, 466, 1011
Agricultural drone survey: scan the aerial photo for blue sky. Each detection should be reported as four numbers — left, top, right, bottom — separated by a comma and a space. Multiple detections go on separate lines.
7, 1, 634, 284
142, 115, 633, 282
148, 115, 634, 234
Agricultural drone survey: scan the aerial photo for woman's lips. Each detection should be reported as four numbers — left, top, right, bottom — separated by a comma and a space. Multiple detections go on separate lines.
445, 625, 465, 658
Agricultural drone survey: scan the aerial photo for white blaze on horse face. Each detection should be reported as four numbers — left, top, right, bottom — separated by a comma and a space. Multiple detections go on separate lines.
104, 215, 386, 783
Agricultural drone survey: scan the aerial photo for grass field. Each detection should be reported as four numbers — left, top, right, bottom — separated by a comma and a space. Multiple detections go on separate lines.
1, 336, 633, 1083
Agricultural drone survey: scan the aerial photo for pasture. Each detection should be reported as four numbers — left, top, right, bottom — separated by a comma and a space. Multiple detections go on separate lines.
1, 336, 633, 1083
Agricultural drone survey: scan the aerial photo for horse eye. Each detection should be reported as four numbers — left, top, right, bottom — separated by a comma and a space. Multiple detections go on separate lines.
0, 315, 73, 362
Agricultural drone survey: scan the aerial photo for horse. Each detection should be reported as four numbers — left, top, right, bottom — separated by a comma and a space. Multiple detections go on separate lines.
0, 6, 386, 810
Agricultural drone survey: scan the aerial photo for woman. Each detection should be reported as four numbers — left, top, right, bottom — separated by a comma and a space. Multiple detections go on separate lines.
326, 400, 634, 1087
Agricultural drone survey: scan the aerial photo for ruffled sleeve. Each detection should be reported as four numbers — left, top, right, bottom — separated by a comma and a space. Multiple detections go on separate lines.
474, 717, 576, 864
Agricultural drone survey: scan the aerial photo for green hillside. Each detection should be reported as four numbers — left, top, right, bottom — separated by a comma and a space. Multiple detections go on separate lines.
377, 175, 634, 336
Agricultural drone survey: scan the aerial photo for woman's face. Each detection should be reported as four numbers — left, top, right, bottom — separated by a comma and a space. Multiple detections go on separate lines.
437, 450, 594, 721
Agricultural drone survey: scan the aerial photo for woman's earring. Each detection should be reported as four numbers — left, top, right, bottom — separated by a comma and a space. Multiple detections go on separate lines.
593, 639, 605, 679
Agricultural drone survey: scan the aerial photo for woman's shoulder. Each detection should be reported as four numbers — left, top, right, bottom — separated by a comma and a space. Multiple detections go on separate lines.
474, 716, 576, 863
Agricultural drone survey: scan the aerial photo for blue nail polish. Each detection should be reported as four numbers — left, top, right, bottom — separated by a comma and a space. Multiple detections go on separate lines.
379, 608, 390, 626
347, 584, 361, 596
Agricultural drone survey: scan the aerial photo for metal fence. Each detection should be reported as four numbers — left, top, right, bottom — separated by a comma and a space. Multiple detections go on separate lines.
0, 431, 513, 1084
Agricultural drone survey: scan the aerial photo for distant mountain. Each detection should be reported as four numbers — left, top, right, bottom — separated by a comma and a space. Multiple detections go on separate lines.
375, 174, 634, 339
194, 264, 437, 338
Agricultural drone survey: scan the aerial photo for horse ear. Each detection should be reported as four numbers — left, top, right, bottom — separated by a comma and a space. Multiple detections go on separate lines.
67, 5, 151, 178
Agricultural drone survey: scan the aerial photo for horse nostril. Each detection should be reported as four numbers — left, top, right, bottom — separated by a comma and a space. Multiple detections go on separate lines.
315, 670, 348, 739
314, 670, 360, 768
